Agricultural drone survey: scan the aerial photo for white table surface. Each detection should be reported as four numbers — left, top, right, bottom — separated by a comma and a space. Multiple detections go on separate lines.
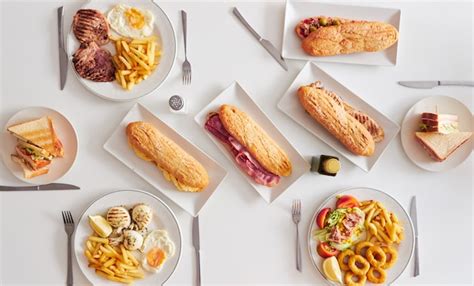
0, 1, 472, 285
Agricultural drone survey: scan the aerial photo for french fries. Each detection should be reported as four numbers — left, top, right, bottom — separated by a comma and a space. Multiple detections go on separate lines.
84, 236, 145, 284
361, 200, 404, 245
111, 36, 161, 91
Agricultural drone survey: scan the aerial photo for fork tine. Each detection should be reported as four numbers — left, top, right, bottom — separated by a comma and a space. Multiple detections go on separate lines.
61, 211, 65, 224
67, 211, 74, 224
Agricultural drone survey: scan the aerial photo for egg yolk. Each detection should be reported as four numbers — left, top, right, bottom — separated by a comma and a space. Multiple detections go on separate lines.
125, 8, 145, 29
146, 247, 166, 268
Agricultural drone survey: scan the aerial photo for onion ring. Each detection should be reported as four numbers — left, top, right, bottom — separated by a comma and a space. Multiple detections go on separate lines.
337, 249, 354, 271
381, 246, 398, 269
344, 270, 367, 286
348, 254, 370, 275
367, 267, 387, 284
367, 245, 387, 267
355, 241, 374, 257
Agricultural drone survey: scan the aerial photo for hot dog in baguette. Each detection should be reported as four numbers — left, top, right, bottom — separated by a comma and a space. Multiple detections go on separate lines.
127, 121, 209, 192
295, 16, 398, 56
205, 104, 292, 187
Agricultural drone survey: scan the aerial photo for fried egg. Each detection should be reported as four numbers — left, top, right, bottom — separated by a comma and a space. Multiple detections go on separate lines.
107, 4, 154, 38
140, 230, 175, 273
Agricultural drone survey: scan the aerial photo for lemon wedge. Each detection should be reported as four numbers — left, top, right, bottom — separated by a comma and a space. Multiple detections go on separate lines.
88, 215, 113, 238
322, 256, 342, 284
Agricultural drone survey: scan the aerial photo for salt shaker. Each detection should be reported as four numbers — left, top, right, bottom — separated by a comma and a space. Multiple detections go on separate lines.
169, 95, 187, 114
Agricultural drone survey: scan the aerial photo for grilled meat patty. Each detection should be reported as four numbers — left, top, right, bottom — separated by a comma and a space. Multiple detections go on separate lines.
73, 42, 115, 82
73, 9, 109, 45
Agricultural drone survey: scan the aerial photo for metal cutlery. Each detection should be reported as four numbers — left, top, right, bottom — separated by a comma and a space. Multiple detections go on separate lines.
192, 216, 201, 286
57, 6, 68, 90
62, 211, 75, 286
398, 80, 474, 89
181, 10, 192, 85
410, 196, 420, 277
232, 7, 288, 71
291, 199, 302, 272
0, 183, 80, 191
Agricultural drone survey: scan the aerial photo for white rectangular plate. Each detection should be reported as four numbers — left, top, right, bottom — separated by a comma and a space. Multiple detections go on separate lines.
104, 103, 227, 216
195, 82, 309, 203
282, 0, 401, 66
277, 62, 400, 171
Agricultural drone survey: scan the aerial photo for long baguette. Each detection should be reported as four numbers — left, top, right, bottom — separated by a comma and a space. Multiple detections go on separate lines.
126, 121, 209, 192
218, 104, 292, 177
297, 83, 375, 156
299, 20, 398, 56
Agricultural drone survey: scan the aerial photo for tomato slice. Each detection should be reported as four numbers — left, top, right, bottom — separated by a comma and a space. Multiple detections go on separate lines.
317, 242, 339, 258
316, 208, 331, 229
336, 195, 359, 209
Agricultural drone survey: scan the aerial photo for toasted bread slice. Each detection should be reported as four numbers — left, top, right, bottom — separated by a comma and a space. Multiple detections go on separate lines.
218, 104, 292, 177
7, 116, 64, 157
11, 155, 49, 179
415, 132, 472, 161
127, 121, 209, 192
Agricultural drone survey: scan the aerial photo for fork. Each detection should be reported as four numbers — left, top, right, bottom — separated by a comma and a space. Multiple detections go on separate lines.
62, 211, 75, 286
181, 10, 191, 85
292, 200, 302, 272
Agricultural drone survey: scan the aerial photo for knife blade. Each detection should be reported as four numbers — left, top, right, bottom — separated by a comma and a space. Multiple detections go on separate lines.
410, 196, 420, 277
232, 7, 288, 71
192, 216, 201, 286
398, 80, 474, 89
57, 6, 68, 90
0, 183, 80, 191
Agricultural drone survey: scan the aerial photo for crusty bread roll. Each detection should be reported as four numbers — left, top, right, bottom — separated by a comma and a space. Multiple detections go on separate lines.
298, 20, 398, 56
126, 121, 209, 192
218, 105, 292, 176
297, 83, 375, 156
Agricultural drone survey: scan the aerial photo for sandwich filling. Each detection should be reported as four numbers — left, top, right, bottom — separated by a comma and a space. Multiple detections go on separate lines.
15, 141, 52, 170
296, 17, 345, 39
205, 113, 280, 187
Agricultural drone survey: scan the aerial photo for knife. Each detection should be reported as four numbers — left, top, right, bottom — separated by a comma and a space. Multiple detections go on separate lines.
57, 6, 68, 90
398, 80, 474, 89
410, 196, 420, 277
0, 183, 80, 191
232, 7, 288, 71
192, 216, 201, 286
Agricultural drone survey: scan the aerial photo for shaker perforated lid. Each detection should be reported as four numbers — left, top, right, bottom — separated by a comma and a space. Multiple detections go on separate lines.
169, 95, 184, 110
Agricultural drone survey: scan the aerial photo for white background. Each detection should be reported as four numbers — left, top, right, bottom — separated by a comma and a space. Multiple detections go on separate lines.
1, 1, 472, 285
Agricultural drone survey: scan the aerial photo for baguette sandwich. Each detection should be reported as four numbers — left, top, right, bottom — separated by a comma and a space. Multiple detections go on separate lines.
297, 81, 384, 156
126, 121, 209, 192
295, 16, 398, 56
204, 104, 292, 187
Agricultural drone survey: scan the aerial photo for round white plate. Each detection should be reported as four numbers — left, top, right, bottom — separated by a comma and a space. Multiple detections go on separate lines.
74, 189, 182, 285
307, 187, 415, 285
67, 0, 176, 101
1, 107, 78, 184
401, 96, 473, 172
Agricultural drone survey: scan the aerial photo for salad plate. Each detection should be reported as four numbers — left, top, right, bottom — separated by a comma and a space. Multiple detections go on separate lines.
308, 187, 414, 285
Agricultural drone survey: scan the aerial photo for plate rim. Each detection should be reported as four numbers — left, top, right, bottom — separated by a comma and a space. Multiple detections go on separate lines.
103, 102, 228, 216
1, 106, 79, 185
193, 81, 310, 204
306, 187, 415, 285
66, 0, 177, 102
73, 188, 183, 285
277, 61, 401, 172
400, 95, 473, 172
281, 0, 401, 66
